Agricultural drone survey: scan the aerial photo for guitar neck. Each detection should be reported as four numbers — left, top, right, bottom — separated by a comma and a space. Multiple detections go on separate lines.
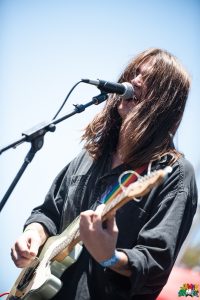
101, 190, 129, 221
44, 216, 81, 262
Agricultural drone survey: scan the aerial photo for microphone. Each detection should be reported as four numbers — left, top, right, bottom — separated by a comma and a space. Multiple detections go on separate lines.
81, 78, 134, 100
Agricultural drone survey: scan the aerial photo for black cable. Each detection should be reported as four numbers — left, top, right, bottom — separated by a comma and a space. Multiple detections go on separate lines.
52, 80, 82, 120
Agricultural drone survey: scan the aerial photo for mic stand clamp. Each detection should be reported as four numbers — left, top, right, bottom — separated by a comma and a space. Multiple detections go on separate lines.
0, 122, 56, 212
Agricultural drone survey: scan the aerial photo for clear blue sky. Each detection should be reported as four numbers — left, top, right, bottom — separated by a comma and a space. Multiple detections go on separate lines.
0, 0, 199, 292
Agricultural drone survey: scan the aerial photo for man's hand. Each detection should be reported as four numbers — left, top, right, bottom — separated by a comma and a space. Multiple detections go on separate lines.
79, 204, 131, 277
11, 223, 48, 268
79, 204, 118, 262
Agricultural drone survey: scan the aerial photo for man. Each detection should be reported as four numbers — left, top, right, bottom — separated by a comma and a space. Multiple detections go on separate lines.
10, 48, 197, 300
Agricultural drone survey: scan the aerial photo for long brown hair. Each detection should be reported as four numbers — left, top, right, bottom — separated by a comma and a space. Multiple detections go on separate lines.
82, 48, 191, 168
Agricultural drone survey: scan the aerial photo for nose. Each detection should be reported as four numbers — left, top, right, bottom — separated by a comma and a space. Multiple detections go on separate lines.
131, 74, 143, 87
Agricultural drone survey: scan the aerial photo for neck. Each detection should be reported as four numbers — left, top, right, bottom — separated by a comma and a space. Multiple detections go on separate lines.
111, 145, 124, 169
111, 131, 126, 169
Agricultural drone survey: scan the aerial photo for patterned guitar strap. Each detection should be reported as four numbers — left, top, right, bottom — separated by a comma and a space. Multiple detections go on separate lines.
99, 164, 148, 205
99, 153, 175, 205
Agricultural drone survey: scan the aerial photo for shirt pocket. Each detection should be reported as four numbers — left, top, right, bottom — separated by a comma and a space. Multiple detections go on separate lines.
61, 174, 90, 229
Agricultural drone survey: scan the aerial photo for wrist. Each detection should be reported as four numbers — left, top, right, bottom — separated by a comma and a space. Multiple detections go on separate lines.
23, 227, 37, 233
99, 250, 120, 268
23, 223, 49, 245
102, 250, 132, 277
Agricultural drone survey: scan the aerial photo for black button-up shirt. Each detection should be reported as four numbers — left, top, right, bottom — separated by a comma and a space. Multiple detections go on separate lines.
25, 150, 198, 300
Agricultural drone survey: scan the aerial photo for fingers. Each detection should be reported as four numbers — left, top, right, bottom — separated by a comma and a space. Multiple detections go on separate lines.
80, 204, 118, 236
79, 205, 119, 263
80, 204, 105, 232
16, 237, 35, 258
94, 204, 118, 235
11, 231, 41, 268
95, 204, 105, 215
105, 214, 118, 235
92, 204, 105, 230
11, 247, 32, 268
79, 209, 95, 240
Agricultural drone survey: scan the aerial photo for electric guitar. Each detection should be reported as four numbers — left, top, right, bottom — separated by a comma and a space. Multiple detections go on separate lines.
6, 166, 172, 300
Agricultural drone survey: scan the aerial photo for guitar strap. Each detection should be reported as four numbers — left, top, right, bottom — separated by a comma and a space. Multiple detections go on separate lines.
99, 164, 148, 205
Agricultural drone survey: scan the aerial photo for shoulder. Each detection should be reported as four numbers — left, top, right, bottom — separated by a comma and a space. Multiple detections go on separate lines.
69, 149, 90, 165
151, 156, 198, 215
154, 155, 197, 200
172, 156, 197, 190
160, 155, 198, 207
66, 149, 95, 176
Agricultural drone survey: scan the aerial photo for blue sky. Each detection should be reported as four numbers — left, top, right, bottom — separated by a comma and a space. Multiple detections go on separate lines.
0, 0, 199, 292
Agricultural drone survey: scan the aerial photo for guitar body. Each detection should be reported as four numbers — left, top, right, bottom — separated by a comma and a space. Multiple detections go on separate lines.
7, 221, 83, 300
20, 276, 61, 300
22, 275, 62, 300
7, 258, 62, 300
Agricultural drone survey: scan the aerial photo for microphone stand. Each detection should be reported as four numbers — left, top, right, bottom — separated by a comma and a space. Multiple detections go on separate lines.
0, 92, 108, 212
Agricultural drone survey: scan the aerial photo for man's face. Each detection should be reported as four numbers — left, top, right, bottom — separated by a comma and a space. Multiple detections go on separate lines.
117, 61, 151, 121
